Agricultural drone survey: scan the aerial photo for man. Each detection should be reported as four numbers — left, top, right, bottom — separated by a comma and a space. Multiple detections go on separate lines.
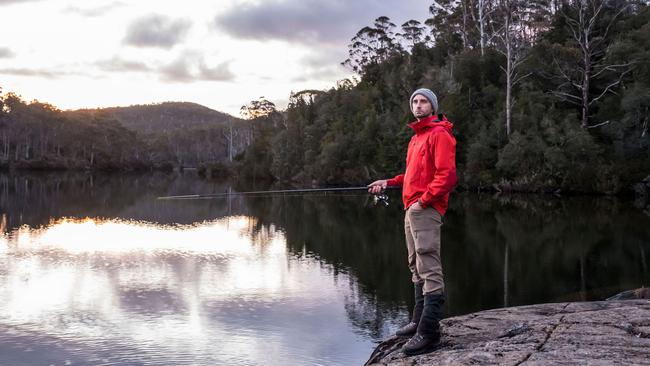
368, 88, 457, 356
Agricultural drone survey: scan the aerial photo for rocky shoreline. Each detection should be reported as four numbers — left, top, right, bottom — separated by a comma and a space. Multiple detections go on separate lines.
367, 299, 650, 365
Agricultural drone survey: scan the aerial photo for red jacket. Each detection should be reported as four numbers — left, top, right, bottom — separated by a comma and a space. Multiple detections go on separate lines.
386, 114, 457, 215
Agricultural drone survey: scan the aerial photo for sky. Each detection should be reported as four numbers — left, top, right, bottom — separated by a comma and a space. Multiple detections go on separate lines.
0, 0, 428, 116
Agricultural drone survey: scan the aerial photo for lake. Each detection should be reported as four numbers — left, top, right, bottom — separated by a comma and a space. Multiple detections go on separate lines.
1, 171, 648, 365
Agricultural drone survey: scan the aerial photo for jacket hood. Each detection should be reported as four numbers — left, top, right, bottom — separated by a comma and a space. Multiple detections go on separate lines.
408, 114, 454, 134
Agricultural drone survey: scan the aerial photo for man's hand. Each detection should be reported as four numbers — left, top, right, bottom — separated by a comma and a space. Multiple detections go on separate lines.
367, 179, 388, 194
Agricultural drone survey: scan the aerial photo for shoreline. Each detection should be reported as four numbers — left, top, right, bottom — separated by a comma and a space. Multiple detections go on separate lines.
0, 167, 647, 197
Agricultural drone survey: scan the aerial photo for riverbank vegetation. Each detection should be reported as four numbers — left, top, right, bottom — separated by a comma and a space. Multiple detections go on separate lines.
1, 0, 648, 193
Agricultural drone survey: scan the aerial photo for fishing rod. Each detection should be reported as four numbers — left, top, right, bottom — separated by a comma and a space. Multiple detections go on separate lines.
157, 186, 399, 206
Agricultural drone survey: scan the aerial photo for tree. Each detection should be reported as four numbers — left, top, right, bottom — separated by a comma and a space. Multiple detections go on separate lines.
240, 97, 277, 119
342, 16, 401, 74
549, 0, 635, 128
490, 0, 551, 136
398, 20, 429, 51
0, 86, 4, 116
475, 0, 497, 55
0, 88, 7, 161
425, 0, 465, 52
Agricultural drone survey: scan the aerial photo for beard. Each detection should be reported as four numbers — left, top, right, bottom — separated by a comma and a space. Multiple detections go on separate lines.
413, 110, 432, 118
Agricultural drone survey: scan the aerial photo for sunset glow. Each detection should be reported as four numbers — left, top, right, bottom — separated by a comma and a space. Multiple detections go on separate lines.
1, 216, 271, 255
0, 0, 423, 115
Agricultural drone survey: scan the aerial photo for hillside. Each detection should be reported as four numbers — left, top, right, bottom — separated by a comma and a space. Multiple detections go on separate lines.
1, 93, 260, 170
76, 102, 242, 135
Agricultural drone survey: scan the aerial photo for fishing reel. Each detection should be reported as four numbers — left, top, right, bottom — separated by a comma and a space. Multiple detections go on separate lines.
373, 192, 390, 207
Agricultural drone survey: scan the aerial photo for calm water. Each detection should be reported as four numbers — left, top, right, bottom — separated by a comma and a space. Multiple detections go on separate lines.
1, 171, 649, 365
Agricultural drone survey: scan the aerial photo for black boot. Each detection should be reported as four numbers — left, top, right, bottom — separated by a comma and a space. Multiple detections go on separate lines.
402, 293, 444, 356
395, 283, 424, 336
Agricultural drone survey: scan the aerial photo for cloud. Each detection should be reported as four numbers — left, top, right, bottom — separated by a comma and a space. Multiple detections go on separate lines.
0, 68, 59, 78
95, 57, 152, 73
214, 1, 355, 45
124, 15, 191, 49
159, 54, 235, 83
213, 0, 426, 46
160, 58, 193, 82
0, 48, 14, 58
286, 46, 348, 82
291, 66, 346, 83
64, 2, 126, 17
0, 0, 43, 5
93, 52, 233, 83
300, 46, 347, 68
198, 61, 235, 82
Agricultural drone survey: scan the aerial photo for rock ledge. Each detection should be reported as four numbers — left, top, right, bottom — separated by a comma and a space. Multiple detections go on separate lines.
368, 300, 650, 365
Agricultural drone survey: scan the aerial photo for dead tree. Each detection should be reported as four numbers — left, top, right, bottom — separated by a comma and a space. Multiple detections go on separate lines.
490, 0, 533, 136
551, 0, 633, 128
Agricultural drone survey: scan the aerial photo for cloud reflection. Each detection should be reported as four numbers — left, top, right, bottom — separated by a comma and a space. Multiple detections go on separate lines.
3, 217, 264, 255
0, 216, 373, 365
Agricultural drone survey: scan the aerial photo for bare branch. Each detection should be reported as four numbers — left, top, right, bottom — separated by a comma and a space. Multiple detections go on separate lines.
589, 68, 633, 105
512, 54, 529, 68
513, 72, 533, 86
469, 0, 478, 23
430, 0, 454, 15
585, 120, 610, 129
586, 2, 603, 35
553, 57, 584, 90
598, 3, 630, 47
552, 90, 582, 101
592, 61, 635, 78
566, 21, 583, 47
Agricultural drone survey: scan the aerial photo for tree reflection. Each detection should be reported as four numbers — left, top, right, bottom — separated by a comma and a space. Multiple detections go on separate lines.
0, 171, 249, 232
246, 191, 650, 330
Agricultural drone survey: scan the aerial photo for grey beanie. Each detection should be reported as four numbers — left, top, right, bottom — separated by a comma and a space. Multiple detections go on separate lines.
410, 88, 438, 114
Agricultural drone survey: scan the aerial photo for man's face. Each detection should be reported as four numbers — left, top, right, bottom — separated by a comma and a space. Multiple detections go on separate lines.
412, 94, 433, 119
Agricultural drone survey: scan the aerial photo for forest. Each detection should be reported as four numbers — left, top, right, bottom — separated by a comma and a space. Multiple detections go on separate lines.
238, 0, 650, 193
1, 0, 648, 193
0, 98, 253, 172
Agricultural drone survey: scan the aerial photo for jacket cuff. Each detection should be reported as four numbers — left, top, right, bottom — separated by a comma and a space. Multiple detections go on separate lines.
419, 194, 433, 207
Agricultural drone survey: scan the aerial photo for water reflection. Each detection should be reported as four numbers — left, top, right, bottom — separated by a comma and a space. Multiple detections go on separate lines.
6, 217, 260, 255
0, 172, 649, 365
0, 216, 383, 365
443, 193, 650, 314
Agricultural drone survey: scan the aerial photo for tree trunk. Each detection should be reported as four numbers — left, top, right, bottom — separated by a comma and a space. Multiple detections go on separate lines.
462, 0, 469, 50
506, 64, 512, 136
2, 133, 7, 160
581, 42, 591, 128
505, 8, 513, 137
478, 0, 485, 56
229, 122, 233, 162
24, 136, 30, 160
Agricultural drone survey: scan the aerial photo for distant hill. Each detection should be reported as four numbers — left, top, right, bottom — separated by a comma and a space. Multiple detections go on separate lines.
74, 102, 243, 135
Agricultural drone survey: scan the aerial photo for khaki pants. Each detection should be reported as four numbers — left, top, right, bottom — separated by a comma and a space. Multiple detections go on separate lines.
404, 204, 444, 295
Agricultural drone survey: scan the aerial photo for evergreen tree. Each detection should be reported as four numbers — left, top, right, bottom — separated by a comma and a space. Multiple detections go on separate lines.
343, 16, 402, 74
